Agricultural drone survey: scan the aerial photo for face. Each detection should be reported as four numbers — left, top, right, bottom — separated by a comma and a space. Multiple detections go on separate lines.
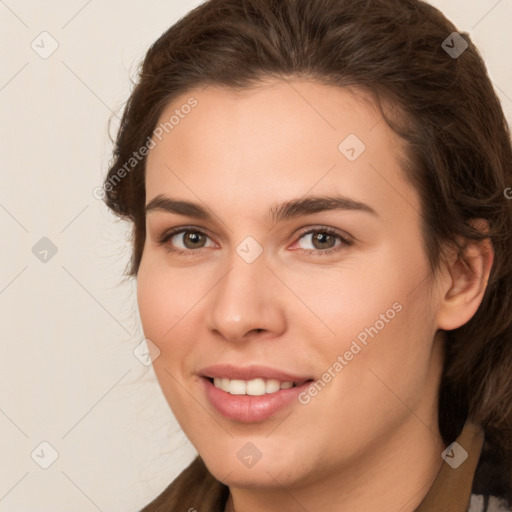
137, 79, 445, 490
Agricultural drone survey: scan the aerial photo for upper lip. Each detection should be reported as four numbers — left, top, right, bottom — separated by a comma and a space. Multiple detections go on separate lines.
199, 364, 313, 384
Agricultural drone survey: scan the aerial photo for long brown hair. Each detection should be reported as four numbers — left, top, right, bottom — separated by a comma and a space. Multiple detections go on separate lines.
103, 0, 512, 501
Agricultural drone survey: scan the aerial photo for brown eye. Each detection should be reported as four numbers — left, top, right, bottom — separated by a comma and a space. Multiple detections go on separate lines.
293, 227, 353, 256
180, 231, 207, 249
310, 232, 338, 250
158, 228, 215, 254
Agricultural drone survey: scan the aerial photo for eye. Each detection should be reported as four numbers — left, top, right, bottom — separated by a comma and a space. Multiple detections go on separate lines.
157, 225, 353, 257
158, 227, 215, 254
292, 227, 353, 256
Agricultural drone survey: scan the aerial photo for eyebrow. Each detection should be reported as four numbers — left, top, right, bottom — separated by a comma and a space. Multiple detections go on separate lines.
145, 194, 378, 224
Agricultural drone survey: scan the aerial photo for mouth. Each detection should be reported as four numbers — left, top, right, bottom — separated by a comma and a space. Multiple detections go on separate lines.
198, 364, 315, 422
200, 371, 315, 423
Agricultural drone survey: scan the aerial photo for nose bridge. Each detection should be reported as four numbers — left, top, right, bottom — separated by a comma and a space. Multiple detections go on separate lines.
205, 245, 284, 341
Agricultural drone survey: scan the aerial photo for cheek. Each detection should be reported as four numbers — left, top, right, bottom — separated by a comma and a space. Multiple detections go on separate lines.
136, 260, 201, 417
300, 242, 435, 394
287, 246, 424, 343
135, 254, 220, 414
136, 271, 169, 344
327, 288, 437, 426
136, 254, 204, 345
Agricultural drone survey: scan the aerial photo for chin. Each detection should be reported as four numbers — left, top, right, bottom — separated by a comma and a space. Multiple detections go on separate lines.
199, 443, 307, 490
212, 462, 299, 490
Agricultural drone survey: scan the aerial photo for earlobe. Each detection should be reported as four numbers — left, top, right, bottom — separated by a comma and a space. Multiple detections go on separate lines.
436, 220, 494, 331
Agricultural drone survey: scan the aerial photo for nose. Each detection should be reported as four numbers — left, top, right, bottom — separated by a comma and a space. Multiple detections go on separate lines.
205, 251, 287, 343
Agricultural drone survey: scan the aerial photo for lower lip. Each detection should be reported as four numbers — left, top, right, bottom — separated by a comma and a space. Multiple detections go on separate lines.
201, 377, 312, 423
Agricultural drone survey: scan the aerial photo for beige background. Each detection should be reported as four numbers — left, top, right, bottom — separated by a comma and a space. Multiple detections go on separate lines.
1, 0, 511, 510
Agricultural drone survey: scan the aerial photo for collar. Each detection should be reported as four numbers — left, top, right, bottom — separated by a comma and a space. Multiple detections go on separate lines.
415, 419, 485, 511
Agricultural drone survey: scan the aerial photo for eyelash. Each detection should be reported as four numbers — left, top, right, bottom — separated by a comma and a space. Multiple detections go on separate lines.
157, 226, 353, 257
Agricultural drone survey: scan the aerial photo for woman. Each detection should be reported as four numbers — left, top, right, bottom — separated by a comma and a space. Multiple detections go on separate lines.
102, 0, 512, 510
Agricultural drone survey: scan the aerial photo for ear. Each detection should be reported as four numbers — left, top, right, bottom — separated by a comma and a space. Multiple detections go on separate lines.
436, 219, 494, 331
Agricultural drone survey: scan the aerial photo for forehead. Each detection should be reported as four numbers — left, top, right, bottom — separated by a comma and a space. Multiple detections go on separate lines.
145, 79, 420, 224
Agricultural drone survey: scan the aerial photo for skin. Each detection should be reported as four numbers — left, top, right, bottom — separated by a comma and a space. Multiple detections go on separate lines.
136, 78, 493, 512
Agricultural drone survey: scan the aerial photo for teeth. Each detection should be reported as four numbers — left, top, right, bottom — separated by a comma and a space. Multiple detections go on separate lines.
212, 377, 296, 395
220, 378, 230, 392
229, 379, 246, 395
246, 378, 265, 396
265, 379, 281, 393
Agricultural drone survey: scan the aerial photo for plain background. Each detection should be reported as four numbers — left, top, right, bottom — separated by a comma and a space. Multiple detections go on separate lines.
1, 1, 511, 510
